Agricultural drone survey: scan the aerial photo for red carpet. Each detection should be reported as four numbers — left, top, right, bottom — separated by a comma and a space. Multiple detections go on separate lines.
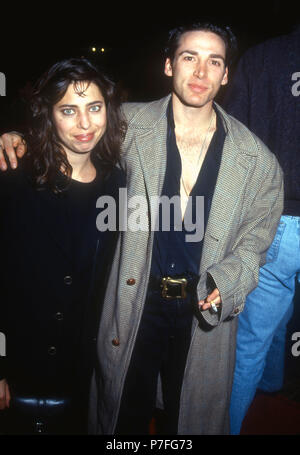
241, 393, 300, 435
149, 392, 300, 435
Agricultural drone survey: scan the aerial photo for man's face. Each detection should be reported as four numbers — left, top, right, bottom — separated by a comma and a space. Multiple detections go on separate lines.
164, 30, 228, 109
52, 81, 107, 157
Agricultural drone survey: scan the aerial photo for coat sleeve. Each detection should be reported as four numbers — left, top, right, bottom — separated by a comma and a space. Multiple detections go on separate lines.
0, 172, 12, 380
0, 168, 23, 380
197, 150, 284, 327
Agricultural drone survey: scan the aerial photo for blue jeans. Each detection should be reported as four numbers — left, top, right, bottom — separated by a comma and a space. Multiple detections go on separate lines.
230, 215, 300, 435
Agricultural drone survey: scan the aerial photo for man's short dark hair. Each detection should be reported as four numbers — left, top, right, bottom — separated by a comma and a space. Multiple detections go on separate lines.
164, 22, 238, 67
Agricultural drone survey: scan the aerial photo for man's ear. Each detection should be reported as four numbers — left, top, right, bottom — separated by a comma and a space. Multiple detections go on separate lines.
164, 58, 173, 77
221, 66, 228, 86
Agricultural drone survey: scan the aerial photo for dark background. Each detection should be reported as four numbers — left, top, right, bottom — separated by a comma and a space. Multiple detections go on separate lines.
0, 0, 299, 130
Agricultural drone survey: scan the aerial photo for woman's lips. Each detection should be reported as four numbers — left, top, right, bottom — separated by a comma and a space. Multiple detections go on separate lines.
74, 133, 95, 142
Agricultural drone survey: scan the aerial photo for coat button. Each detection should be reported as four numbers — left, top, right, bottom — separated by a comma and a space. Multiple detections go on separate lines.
64, 275, 72, 285
48, 346, 56, 355
55, 312, 63, 321
112, 338, 120, 346
126, 278, 136, 286
234, 308, 239, 314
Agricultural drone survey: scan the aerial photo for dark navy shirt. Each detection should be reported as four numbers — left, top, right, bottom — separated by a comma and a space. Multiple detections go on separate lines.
150, 102, 225, 279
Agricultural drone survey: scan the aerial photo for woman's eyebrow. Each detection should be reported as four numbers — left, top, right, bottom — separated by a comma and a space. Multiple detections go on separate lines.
58, 100, 104, 108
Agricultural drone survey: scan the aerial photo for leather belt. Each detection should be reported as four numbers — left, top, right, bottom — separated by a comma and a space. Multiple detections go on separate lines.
11, 396, 72, 416
8, 395, 74, 434
149, 274, 199, 300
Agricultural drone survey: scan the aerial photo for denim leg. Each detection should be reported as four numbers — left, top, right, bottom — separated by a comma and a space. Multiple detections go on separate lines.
230, 216, 300, 435
258, 300, 295, 391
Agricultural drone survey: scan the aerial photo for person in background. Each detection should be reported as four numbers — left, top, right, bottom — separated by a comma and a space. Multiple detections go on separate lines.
0, 58, 126, 434
223, 24, 300, 435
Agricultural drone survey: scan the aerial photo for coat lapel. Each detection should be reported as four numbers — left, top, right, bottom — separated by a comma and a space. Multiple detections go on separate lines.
135, 124, 168, 200
134, 97, 171, 204
200, 106, 257, 272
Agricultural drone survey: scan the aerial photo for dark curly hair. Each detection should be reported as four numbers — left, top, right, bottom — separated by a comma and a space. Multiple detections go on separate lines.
164, 22, 238, 67
25, 58, 126, 192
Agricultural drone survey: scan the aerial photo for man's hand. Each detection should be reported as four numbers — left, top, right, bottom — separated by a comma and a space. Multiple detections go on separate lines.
0, 379, 11, 410
0, 132, 26, 171
198, 288, 221, 311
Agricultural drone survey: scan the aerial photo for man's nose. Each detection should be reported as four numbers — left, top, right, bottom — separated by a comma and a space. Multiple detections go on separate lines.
193, 61, 206, 78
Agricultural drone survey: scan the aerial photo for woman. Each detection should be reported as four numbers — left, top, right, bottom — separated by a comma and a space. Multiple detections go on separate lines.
0, 58, 126, 434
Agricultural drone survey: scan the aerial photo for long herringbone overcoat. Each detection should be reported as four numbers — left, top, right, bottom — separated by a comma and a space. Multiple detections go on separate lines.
89, 95, 284, 435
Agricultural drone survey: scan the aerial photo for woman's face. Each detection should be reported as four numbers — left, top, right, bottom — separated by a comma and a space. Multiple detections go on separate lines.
52, 81, 107, 156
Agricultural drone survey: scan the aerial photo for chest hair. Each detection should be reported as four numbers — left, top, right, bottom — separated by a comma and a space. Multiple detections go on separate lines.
175, 127, 216, 217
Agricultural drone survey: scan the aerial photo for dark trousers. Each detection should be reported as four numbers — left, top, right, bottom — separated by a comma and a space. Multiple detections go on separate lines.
115, 292, 194, 435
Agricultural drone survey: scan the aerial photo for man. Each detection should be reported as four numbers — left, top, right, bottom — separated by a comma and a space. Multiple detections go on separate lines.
223, 24, 300, 435
0, 23, 283, 435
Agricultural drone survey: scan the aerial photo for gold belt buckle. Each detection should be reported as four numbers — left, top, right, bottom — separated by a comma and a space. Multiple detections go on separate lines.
161, 277, 188, 299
